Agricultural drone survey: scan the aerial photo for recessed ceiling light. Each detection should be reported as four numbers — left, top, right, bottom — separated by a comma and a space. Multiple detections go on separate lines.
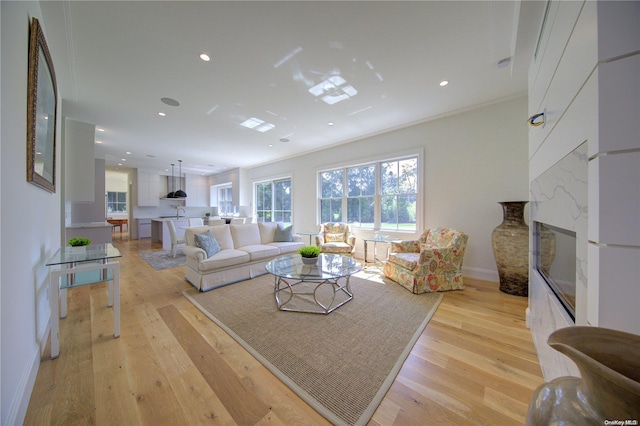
121, 158, 126, 161
268, 144, 273, 148
96, 128, 105, 132
117, 163, 122, 166
95, 140, 103, 144
200, 53, 210, 62
158, 112, 166, 117
161, 97, 180, 107
497, 57, 511, 68
439, 80, 449, 87
328, 122, 334, 126
126, 151, 131, 155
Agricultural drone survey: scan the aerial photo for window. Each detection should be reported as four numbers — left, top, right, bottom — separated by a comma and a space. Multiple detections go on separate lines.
218, 186, 233, 215
255, 178, 292, 225
347, 165, 375, 227
381, 158, 417, 230
320, 170, 343, 223
107, 191, 127, 213
319, 156, 418, 231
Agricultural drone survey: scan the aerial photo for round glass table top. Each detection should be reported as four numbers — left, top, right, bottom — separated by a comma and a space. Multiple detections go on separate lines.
266, 253, 362, 280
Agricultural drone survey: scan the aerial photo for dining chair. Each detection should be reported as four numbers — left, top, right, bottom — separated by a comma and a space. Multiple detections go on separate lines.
167, 220, 186, 257
208, 219, 225, 226
188, 218, 204, 227
230, 218, 245, 224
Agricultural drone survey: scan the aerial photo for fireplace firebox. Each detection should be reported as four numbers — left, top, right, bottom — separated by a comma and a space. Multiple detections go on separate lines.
534, 222, 576, 321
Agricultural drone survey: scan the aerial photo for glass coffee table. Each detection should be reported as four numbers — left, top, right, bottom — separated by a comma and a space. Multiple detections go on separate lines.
265, 253, 362, 314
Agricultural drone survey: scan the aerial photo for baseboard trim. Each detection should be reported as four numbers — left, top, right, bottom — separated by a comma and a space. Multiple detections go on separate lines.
463, 266, 499, 282
5, 345, 40, 426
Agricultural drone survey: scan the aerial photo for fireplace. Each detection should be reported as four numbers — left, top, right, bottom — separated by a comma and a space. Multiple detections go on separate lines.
534, 222, 576, 321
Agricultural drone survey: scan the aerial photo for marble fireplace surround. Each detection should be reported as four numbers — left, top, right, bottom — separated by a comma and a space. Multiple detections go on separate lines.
529, 142, 587, 380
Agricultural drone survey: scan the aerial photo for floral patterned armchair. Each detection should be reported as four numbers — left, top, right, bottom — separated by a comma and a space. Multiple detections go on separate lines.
315, 223, 356, 255
384, 227, 468, 293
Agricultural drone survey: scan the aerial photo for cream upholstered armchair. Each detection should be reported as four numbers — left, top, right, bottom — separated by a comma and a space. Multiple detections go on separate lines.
384, 227, 468, 293
315, 222, 356, 255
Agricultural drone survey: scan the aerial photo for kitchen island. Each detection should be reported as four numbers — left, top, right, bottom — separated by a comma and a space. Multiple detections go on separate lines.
150, 218, 190, 250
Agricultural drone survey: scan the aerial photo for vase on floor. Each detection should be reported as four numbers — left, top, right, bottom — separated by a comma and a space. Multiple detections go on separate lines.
491, 201, 529, 296
526, 326, 640, 425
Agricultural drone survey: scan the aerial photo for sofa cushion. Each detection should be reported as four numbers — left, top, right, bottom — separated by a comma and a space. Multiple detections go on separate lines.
388, 252, 420, 270
325, 232, 345, 242
186, 225, 234, 250
269, 241, 305, 254
198, 249, 250, 273
321, 242, 353, 253
258, 222, 279, 243
274, 224, 293, 242
231, 224, 261, 248
194, 231, 221, 258
238, 244, 280, 261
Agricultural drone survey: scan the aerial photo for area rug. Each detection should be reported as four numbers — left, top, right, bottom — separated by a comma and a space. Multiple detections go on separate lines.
183, 274, 442, 426
139, 250, 185, 270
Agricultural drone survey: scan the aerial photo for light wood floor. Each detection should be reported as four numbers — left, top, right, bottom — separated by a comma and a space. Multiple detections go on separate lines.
25, 236, 544, 425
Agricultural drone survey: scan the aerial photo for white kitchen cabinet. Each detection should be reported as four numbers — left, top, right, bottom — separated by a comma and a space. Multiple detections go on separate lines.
185, 174, 209, 207
138, 219, 151, 239
137, 170, 160, 206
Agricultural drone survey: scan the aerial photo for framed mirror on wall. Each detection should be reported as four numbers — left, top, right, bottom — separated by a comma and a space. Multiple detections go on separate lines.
27, 17, 58, 193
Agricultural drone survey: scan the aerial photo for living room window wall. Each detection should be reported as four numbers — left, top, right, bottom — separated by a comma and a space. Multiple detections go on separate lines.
319, 155, 418, 231
255, 178, 292, 225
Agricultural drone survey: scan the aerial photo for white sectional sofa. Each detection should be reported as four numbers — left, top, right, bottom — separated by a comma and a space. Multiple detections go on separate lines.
183, 222, 305, 291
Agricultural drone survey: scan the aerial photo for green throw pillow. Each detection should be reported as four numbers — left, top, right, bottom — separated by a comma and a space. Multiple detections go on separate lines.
274, 224, 293, 242
194, 231, 221, 257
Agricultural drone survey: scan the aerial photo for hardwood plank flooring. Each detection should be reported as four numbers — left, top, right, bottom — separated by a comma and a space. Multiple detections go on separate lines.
24, 236, 544, 425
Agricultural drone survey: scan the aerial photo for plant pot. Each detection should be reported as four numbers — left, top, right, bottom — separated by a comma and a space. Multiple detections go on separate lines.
527, 327, 640, 425
68, 246, 87, 254
301, 256, 319, 265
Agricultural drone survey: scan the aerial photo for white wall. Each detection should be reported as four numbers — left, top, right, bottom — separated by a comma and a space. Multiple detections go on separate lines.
246, 97, 530, 279
1, 2, 62, 424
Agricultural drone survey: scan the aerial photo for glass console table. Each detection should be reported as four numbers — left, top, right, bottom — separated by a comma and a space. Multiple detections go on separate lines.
266, 253, 362, 314
46, 243, 122, 359
362, 235, 392, 263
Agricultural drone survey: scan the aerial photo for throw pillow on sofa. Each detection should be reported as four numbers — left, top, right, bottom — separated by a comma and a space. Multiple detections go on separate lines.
274, 224, 293, 242
194, 231, 221, 257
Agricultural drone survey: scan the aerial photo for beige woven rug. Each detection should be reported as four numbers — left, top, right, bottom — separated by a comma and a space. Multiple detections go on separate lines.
183, 272, 442, 426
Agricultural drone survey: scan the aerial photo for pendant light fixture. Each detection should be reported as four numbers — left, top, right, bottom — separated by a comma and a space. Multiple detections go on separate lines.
166, 163, 177, 198
175, 160, 187, 198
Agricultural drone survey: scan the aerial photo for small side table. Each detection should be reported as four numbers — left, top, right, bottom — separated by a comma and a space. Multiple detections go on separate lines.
363, 237, 391, 263
297, 231, 317, 245
46, 243, 122, 359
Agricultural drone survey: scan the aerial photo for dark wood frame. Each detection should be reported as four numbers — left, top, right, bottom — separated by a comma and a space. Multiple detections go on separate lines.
27, 17, 58, 193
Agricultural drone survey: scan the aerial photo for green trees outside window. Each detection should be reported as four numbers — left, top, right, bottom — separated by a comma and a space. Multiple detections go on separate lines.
319, 156, 417, 231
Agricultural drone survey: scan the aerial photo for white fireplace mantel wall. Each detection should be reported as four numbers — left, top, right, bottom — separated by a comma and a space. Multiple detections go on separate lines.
528, 0, 640, 380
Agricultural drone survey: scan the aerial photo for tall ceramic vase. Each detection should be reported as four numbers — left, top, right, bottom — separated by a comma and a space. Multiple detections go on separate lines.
491, 201, 529, 296
527, 326, 640, 425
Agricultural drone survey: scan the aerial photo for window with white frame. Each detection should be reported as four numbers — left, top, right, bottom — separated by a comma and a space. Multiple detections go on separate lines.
255, 178, 292, 225
218, 186, 233, 215
319, 156, 418, 231
107, 191, 127, 213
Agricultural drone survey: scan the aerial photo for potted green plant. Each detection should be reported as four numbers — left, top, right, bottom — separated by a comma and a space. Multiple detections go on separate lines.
68, 237, 91, 254
298, 245, 321, 265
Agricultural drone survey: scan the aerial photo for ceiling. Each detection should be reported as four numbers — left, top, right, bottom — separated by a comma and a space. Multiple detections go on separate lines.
40, 1, 544, 176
